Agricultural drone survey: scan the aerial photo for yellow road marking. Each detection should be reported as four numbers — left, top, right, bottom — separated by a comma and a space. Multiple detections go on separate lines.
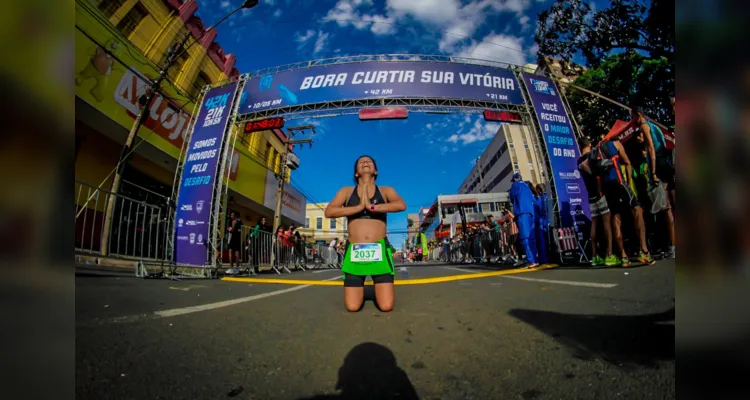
221, 264, 557, 286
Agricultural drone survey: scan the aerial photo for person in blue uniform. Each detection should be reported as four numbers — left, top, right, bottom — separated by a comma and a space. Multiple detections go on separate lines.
533, 184, 549, 264
509, 173, 538, 268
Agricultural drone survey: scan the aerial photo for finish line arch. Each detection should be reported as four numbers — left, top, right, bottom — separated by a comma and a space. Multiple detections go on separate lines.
167, 54, 591, 274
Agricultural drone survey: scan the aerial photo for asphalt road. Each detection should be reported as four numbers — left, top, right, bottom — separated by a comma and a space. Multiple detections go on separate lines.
76, 261, 675, 400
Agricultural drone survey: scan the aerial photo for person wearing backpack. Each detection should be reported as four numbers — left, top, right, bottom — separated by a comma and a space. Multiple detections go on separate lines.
630, 106, 676, 259
578, 137, 617, 266
589, 138, 655, 267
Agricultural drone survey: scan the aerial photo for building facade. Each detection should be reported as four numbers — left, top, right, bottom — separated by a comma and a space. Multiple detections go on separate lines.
540, 56, 587, 90
75, 0, 305, 257
297, 203, 348, 244
458, 124, 546, 195
406, 212, 420, 245
419, 192, 513, 240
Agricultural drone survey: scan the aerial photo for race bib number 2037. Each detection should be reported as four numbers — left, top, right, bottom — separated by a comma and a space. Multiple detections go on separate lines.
351, 243, 383, 263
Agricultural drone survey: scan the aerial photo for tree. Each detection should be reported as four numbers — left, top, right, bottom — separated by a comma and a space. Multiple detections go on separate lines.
535, 0, 675, 140
536, 0, 675, 68
566, 51, 674, 140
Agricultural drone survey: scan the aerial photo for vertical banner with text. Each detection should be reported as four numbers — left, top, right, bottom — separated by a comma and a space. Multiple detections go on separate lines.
521, 73, 591, 228
174, 83, 238, 266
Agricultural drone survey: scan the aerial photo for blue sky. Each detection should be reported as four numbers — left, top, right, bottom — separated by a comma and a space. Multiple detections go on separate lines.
195, 0, 606, 248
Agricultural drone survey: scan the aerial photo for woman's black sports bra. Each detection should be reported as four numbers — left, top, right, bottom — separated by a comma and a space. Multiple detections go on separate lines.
345, 185, 388, 224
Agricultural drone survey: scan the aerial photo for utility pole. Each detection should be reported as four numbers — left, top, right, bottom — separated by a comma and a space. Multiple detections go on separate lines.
98, 1, 259, 256
269, 125, 315, 268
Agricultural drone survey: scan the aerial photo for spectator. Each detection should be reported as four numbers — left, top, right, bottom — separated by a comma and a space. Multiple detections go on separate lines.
500, 209, 519, 262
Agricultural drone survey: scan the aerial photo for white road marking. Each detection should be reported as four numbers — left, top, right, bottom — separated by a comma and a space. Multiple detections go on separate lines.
441, 266, 617, 288
153, 275, 342, 318
500, 275, 617, 288
442, 266, 480, 274
312, 269, 340, 274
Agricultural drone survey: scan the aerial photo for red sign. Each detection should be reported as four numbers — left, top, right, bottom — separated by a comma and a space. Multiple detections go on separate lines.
359, 107, 408, 120
115, 70, 192, 149
244, 117, 285, 133
483, 109, 522, 123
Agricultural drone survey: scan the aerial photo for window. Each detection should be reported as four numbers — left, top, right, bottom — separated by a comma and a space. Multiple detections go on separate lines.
316, 217, 322, 230
480, 203, 491, 212
305, 217, 310, 229
116, 2, 148, 39
528, 162, 534, 170
329, 218, 336, 230
168, 52, 189, 82
159, 26, 188, 66
489, 202, 496, 212
192, 71, 212, 99
513, 162, 519, 172
98, 0, 126, 19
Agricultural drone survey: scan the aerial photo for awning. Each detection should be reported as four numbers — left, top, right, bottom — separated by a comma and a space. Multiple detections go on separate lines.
441, 198, 477, 205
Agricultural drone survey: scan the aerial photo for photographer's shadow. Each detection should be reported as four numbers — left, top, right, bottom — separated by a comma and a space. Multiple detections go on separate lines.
299, 342, 419, 400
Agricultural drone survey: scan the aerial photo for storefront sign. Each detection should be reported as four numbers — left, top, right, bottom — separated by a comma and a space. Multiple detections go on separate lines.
239, 61, 524, 114
174, 83, 238, 266
521, 73, 591, 228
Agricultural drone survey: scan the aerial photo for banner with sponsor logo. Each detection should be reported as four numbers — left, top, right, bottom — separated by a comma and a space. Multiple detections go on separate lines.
174, 83, 238, 266
239, 61, 524, 114
521, 73, 591, 228
262, 170, 306, 226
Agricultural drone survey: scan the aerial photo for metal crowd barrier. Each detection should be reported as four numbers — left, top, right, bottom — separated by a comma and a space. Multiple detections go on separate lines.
75, 180, 168, 262
225, 228, 347, 275
431, 229, 518, 265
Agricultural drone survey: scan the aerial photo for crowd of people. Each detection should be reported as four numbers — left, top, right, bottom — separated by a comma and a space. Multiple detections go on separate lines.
403, 180, 551, 268
577, 103, 676, 266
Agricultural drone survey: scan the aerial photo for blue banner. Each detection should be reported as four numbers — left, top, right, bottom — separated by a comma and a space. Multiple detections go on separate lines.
238, 62, 524, 113
521, 73, 591, 228
174, 83, 238, 267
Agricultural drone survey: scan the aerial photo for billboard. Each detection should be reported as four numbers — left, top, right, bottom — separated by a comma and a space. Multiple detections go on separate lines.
521, 73, 591, 228
263, 170, 306, 226
174, 83, 239, 267
238, 62, 524, 113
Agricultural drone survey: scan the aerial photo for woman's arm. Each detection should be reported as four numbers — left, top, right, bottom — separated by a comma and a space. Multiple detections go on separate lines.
325, 187, 365, 218
372, 186, 407, 213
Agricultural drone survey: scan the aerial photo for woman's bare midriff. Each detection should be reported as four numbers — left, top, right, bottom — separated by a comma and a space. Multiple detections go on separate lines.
347, 219, 387, 243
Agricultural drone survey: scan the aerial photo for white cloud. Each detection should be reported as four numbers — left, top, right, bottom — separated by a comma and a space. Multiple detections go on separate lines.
295, 30, 329, 55
454, 32, 529, 65
425, 123, 432, 129
314, 31, 330, 54
445, 119, 501, 145
263, 0, 277, 5
295, 30, 316, 44
273, 9, 282, 18
220, 1, 231, 10
325, 0, 396, 36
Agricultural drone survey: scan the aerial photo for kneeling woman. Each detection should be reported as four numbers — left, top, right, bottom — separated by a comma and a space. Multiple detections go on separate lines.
325, 155, 406, 312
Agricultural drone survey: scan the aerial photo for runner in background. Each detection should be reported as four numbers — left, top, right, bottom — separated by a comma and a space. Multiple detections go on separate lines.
594, 139, 655, 266
578, 138, 617, 266
630, 106, 676, 258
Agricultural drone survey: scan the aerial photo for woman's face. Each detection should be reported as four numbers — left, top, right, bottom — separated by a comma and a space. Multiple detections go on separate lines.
356, 157, 377, 178
261, 218, 266, 225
